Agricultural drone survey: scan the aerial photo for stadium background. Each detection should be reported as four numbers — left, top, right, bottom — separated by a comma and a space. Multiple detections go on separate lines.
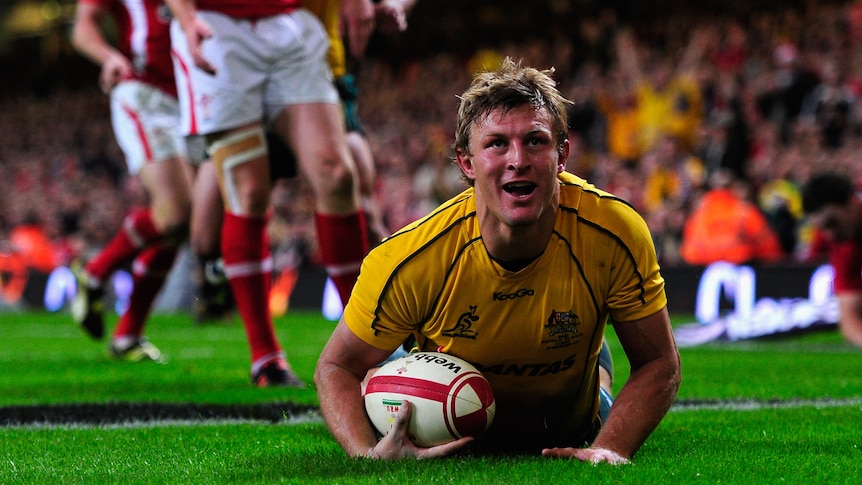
0, 1, 852, 330
0, 0, 837, 90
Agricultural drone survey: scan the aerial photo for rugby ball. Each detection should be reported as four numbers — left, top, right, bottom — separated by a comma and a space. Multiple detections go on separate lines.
364, 352, 496, 447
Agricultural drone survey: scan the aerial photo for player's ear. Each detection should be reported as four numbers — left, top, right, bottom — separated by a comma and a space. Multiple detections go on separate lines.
557, 139, 570, 173
455, 148, 475, 180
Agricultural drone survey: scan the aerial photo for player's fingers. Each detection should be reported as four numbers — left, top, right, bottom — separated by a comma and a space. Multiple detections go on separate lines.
369, 403, 413, 460
199, 59, 217, 75
543, 447, 631, 465
389, 399, 412, 436
541, 447, 577, 458
197, 21, 213, 39
417, 436, 473, 460
373, 8, 404, 33
187, 25, 216, 75
582, 447, 630, 465
192, 55, 215, 75
98, 72, 112, 93
191, 46, 216, 75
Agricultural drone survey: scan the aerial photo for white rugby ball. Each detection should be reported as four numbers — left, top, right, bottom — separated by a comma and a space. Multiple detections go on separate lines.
363, 352, 496, 447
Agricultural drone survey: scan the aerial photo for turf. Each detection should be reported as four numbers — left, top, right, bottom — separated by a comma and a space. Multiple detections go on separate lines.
1, 310, 860, 484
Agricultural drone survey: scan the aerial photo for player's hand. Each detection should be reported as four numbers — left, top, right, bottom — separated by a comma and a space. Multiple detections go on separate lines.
183, 16, 216, 75
341, 0, 375, 58
99, 52, 132, 94
541, 446, 631, 465
374, 0, 410, 33
367, 400, 473, 460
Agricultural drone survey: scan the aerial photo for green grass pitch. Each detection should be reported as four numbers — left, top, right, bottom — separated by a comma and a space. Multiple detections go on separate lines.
1, 310, 860, 484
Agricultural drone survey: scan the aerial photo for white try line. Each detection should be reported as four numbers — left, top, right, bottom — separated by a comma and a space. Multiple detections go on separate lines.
670, 397, 862, 412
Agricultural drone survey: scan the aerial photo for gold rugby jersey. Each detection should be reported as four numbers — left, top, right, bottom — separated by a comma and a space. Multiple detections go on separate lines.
345, 171, 666, 448
303, 0, 347, 78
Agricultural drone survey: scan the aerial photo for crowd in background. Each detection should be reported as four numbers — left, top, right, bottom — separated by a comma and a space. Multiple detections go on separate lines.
2, 2, 862, 279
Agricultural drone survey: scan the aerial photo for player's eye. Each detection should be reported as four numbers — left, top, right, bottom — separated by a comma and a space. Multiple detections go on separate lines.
525, 133, 551, 147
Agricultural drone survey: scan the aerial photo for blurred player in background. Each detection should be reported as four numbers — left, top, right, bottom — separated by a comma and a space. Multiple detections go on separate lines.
802, 171, 862, 346
315, 0, 418, 247
189, 0, 418, 321
337, 0, 417, 243
166, 0, 375, 387
70, 0, 194, 362
315, 58, 681, 462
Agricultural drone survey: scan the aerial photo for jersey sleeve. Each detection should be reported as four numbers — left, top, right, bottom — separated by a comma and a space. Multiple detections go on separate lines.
604, 200, 668, 323
343, 191, 478, 351
343, 237, 431, 351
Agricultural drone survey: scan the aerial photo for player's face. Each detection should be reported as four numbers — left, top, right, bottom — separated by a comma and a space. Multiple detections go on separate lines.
457, 104, 568, 229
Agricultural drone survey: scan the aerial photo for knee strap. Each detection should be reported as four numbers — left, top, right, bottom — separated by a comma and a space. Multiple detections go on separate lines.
208, 126, 267, 213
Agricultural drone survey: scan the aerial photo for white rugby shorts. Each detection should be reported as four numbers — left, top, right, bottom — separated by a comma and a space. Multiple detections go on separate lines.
110, 81, 187, 175
170, 8, 338, 136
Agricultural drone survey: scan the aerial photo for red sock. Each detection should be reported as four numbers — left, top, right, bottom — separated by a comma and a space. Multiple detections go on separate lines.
315, 212, 370, 305
113, 243, 178, 339
86, 208, 161, 283
222, 213, 280, 362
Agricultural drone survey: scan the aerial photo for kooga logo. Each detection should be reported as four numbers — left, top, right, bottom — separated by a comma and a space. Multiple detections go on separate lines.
493, 288, 534, 301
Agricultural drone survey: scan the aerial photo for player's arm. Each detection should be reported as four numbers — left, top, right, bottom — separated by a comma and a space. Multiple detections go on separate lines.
613, 28, 643, 83
315, 319, 471, 459
340, 0, 376, 58
315, 320, 388, 457
592, 307, 680, 460
837, 292, 862, 346
676, 25, 716, 77
70, 2, 132, 94
373, 0, 417, 33
543, 307, 681, 463
163, 0, 215, 74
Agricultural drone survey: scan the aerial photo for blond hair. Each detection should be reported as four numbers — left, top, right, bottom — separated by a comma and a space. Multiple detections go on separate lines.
454, 57, 571, 157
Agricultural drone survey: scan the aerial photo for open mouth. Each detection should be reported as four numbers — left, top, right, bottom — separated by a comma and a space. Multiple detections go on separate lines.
503, 181, 537, 197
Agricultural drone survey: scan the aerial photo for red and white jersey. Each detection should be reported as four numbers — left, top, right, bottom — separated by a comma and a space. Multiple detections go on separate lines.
80, 0, 176, 96
196, 0, 301, 18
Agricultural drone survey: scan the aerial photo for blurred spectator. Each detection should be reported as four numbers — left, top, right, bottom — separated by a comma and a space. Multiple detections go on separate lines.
679, 169, 785, 266
8, 3, 862, 276
0, 87, 128, 266
709, 19, 749, 77
569, 8, 618, 74
0, 240, 28, 305
757, 176, 804, 255
614, 25, 710, 156
755, 41, 820, 144
799, 56, 856, 149
595, 65, 640, 164
8, 213, 62, 274
695, 72, 751, 180
641, 134, 706, 216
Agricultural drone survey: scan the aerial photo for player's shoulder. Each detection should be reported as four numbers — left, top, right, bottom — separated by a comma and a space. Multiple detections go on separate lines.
559, 171, 637, 213
558, 172, 650, 239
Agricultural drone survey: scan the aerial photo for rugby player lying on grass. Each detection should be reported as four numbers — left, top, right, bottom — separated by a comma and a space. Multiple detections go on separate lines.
315, 57, 681, 463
